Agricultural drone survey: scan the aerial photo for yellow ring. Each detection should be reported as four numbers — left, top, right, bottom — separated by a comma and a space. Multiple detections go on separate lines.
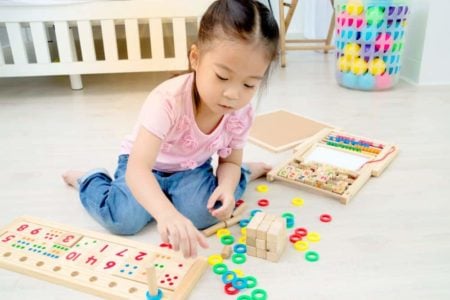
307, 232, 321, 242
239, 235, 246, 244
240, 227, 247, 235
216, 228, 231, 238
294, 241, 309, 252
256, 184, 269, 193
291, 197, 304, 207
233, 269, 245, 277
207, 254, 223, 266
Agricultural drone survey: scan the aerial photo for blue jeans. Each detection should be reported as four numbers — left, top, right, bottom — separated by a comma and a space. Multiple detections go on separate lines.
77, 155, 250, 235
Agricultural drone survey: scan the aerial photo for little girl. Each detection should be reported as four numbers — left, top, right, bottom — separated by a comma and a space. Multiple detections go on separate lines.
63, 0, 279, 258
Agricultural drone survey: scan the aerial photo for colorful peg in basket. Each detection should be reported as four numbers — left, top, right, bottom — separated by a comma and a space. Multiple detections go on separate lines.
146, 266, 163, 300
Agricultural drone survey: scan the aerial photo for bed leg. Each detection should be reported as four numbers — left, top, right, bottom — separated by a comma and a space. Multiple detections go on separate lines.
70, 74, 83, 90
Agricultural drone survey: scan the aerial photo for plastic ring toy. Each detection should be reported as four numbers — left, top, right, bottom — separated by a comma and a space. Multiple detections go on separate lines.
224, 282, 239, 295
289, 233, 302, 243
282, 212, 295, 219
244, 276, 257, 288
241, 227, 247, 235
212, 263, 228, 275
232, 253, 246, 264
291, 197, 304, 206
221, 235, 235, 245
307, 232, 321, 242
239, 219, 250, 227
146, 289, 163, 300
294, 240, 309, 252
216, 228, 231, 238
294, 227, 308, 237
239, 235, 246, 243
235, 199, 244, 207
305, 251, 320, 262
222, 270, 237, 284
233, 268, 245, 277
257, 199, 269, 207
207, 254, 223, 266
237, 295, 252, 300
250, 209, 263, 217
231, 277, 248, 290
251, 288, 268, 300
256, 184, 269, 193
233, 244, 247, 254
320, 214, 332, 222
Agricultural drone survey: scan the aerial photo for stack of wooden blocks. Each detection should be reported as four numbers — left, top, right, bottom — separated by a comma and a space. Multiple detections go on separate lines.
245, 212, 287, 262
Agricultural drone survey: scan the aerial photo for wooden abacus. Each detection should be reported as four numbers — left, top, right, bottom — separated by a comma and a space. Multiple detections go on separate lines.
0, 216, 208, 299
267, 128, 399, 204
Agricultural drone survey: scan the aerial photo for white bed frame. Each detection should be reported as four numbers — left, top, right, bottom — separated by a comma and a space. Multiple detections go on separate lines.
0, 0, 213, 89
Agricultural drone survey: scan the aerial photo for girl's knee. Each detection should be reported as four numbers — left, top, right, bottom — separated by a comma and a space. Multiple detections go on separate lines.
106, 219, 149, 235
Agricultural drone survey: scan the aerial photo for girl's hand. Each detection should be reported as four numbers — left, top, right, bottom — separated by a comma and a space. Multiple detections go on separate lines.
207, 186, 236, 221
157, 212, 209, 258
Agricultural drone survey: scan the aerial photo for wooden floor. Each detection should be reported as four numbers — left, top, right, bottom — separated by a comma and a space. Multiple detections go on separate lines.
1, 51, 450, 299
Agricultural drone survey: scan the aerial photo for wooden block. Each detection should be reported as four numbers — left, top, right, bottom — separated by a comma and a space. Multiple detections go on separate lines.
256, 221, 270, 240
256, 239, 266, 250
220, 245, 232, 259
246, 236, 256, 247
256, 248, 266, 259
266, 241, 277, 253
266, 251, 281, 262
246, 212, 266, 239
247, 245, 257, 257
54, 232, 84, 248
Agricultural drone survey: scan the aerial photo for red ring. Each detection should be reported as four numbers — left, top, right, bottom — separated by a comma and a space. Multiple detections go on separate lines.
289, 233, 302, 243
294, 227, 308, 237
257, 199, 269, 207
320, 214, 332, 223
224, 283, 239, 295
159, 242, 172, 249
235, 199, 244, 207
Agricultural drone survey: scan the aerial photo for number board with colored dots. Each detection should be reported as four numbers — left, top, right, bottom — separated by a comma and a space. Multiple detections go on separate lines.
267, 128, 398, 204
0, 216, 208, 299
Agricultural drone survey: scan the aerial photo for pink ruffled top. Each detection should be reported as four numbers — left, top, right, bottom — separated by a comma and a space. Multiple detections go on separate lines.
120, 73, 254, 172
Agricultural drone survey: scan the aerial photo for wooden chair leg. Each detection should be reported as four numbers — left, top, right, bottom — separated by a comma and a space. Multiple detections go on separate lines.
324, 0, 335, 53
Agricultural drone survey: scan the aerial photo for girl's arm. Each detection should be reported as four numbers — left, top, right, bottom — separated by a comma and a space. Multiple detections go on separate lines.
126, 126, 208, 257
207, 149, 243, 220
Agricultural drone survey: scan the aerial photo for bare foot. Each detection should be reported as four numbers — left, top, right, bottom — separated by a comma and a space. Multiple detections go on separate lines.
246, 162, 272, 181
62, 170, 85, 189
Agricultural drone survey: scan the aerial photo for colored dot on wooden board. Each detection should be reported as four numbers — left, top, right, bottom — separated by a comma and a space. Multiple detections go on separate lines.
256, 184, 268, 193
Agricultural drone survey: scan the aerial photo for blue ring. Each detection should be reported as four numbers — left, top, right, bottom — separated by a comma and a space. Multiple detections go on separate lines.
233, 244, 247, 254
146, 289, 163, 300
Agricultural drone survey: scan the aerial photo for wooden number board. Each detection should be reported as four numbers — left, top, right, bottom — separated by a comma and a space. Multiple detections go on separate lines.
0, 216, 208, 300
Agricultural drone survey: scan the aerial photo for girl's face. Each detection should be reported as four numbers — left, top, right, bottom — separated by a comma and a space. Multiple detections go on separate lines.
189, 39, 270, 116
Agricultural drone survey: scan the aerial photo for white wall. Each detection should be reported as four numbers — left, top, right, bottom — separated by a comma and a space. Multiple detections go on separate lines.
402, 0, 450, 85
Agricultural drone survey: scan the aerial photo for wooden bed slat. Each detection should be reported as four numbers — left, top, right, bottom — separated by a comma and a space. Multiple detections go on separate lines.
77, 20, 96, 62
172, 18, 187, 62
124, 19, 140, 60
5, 22, 27, 64
101, 19, 118, 61
149, 18, 164, 60
29, 22, 51, 64
54, 21, 75, 63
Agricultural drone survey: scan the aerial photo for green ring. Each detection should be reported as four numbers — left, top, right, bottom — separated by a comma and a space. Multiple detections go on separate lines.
212, 263, 228, 275
251, 288, 268, 300
220, 235, 235, 245
237, 295, 252, 300
244, 275, 257, 288
282, 212, 295, 219
305, 251, 320, 262
231, 253, 246, 264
